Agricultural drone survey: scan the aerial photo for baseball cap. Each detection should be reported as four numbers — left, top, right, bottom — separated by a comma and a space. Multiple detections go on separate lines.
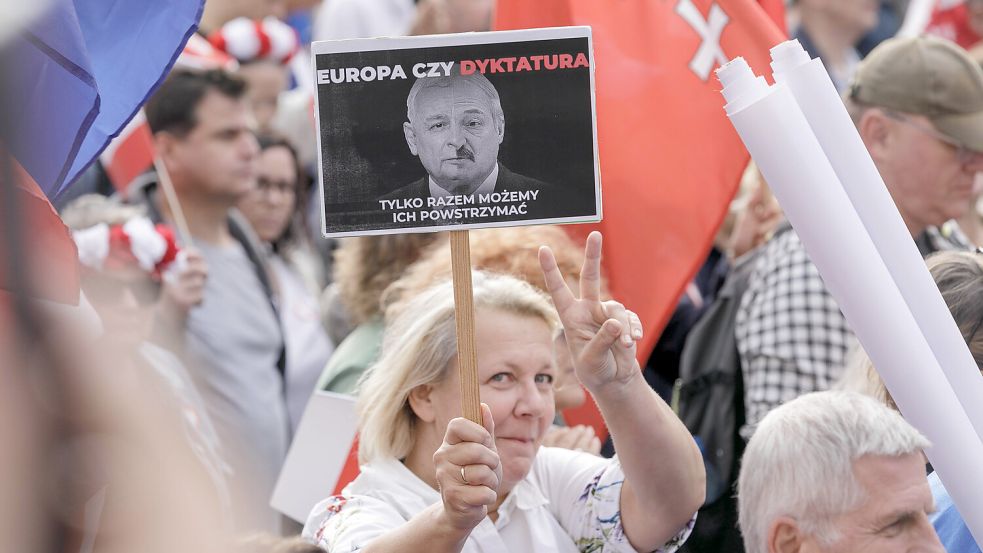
849, 35, 983, 152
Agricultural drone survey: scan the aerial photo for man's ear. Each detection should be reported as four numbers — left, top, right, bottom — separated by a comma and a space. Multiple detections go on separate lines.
495, 114, 505, 145
858, 108, 892, 164
403, 122, 419, 156
407, 384, 437, 423
768, 516, 804, 553
153, 131, 180, 172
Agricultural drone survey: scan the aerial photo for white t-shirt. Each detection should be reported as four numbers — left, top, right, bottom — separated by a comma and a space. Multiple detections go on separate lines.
313, 0, 416, 41
303, 447, 695, 552
269, 254, 334, 432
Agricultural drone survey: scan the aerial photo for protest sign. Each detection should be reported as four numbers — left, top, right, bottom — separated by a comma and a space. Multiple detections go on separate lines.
312, 27, 601, 236
271, 391, 359, 523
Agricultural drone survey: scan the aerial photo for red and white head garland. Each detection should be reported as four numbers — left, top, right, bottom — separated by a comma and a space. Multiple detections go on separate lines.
209, 17, 300, 65
73, 217, 180, 279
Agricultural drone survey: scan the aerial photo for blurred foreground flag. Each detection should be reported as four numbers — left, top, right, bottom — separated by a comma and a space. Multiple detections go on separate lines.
0, 0, 204, 200
0, 0, 202, 303
0, 153, 80, 305
496, 0, 784, 431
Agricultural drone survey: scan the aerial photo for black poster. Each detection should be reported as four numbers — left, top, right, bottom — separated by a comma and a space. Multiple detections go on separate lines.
312, 27, 601, 236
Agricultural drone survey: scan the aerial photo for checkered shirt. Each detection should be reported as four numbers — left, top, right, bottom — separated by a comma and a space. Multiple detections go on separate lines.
734, 222, 973, 440
735, 229, 854, 440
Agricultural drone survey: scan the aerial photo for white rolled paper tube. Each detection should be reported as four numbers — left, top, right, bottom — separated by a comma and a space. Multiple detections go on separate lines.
770, 39, 983, 444
717, 57, 983, 545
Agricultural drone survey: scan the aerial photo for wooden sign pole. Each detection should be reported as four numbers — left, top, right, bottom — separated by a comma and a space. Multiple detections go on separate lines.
449, 230, 482, 424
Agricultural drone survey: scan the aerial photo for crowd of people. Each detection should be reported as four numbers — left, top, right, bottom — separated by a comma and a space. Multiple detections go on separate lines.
3, 0, 983, 552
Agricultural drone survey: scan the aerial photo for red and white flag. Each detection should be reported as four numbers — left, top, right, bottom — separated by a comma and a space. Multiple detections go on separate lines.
496, 0, 785, 437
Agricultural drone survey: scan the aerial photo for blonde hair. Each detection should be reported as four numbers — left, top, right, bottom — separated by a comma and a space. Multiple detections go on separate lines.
60, 194, 147, 230
332, 233, 446, 324
383, 226, 596, 321
356, 272, 559, 463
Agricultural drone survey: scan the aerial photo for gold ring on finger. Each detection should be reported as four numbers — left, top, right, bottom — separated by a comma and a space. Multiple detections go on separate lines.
461, 465, 469, 484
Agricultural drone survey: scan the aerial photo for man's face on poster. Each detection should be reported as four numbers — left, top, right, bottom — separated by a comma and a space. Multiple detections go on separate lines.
404, 78, 505, 193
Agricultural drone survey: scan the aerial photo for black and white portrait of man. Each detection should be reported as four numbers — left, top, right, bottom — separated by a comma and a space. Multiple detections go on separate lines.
383, 68, 550, 201
313, 29, 599, 235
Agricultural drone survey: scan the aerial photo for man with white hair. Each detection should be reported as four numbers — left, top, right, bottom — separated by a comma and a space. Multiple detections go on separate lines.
738, 391, 944, 553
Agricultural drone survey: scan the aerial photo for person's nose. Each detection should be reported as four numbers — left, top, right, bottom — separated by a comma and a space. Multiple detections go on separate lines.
910, 515, 945, 553
447, 123, 467, 149
241, 131, 260, 159
263, 189, 283, 207
514, 381, 549, 419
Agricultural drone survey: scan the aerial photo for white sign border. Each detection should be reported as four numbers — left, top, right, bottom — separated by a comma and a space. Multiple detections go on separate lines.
310, 26, 602, 238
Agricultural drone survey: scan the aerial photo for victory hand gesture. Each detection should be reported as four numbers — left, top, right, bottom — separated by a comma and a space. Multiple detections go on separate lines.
538, 231, 643, 392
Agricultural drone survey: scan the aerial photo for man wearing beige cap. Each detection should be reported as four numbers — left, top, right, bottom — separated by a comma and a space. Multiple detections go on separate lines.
735, 36, 983, 440
847, 35, 983, 243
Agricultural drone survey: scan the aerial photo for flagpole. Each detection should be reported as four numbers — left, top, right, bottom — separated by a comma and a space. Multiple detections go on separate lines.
152, 156, 194, 247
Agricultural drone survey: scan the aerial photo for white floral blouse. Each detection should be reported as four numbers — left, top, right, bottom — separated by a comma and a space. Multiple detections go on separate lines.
303, 446, 695, 553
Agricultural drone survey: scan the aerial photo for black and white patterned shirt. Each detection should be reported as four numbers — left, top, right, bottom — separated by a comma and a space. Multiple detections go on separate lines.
735, 223, 972, 440
735, 230, 853, 440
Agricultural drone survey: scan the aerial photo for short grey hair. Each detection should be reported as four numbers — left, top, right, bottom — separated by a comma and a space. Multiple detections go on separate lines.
738, 391, 930, 553
355, 271, 558, 464
843, 94, 875, 127
405, 66, 505, 131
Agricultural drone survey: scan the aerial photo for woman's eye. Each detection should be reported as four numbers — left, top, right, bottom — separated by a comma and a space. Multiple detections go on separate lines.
535, 374, 554, 385
490, 373, 512, 383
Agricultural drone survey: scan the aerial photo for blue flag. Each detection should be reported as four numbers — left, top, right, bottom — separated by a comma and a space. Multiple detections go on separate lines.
1, 0, 204, 200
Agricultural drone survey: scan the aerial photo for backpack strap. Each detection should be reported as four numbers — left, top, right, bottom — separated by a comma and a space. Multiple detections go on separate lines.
229, 209, 287, 379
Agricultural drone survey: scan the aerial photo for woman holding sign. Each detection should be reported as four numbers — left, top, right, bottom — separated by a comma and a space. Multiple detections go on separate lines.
303, 232, 704, 552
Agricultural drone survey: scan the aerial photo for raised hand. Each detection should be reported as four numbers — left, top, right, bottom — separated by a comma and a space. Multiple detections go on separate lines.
538, 231, 643, 392
432, 403, 502, 531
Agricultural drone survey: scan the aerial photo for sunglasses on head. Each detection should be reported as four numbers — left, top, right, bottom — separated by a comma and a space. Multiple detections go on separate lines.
83, 273, 162, 307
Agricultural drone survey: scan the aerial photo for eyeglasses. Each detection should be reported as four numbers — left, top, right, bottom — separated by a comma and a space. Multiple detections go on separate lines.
883, 110, 983, 168
256, 177, 296, 196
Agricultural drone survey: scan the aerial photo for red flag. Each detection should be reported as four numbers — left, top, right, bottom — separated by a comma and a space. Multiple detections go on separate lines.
926, 0, 981, 49
496, 0, 784, 434
331, 435, 361, 495
100, 111, 155, 194
0, 153, 80, 304
757, 0, 788, 34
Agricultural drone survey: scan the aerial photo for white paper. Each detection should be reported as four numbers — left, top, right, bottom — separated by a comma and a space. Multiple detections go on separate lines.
722, 70, 983, 544
773, 48, 983, 444
270, 391, 358, 523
